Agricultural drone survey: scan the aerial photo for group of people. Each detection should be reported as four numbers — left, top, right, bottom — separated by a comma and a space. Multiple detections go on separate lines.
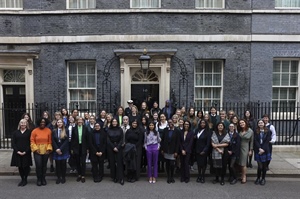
10, 99, 276, 187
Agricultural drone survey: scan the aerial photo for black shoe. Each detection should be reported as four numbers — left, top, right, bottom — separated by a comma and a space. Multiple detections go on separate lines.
113, 178, 118, 183
167, 178, 171, 184
196, 177, 201, 183
22, 179, 27, 187
254, 178, 260, 185
37, 179, 42, 186
266, 166, 269, 171
200, 177, 205, 183
171, 178, 175, 183
107, 164, 110, 169
50, 165, 55, 173
99, 177, 103, 182
141, 167, 146, 172
185, 179, 189, 183
41, 178, 47, 186
248, 163, 253, 168
181, 178, 184, 183
56, 178, 61, 184
259, 179, 266, 186
81, 177, 85, 183
131, 179, 136, 183
212, 179, 219, 184
76, 176, 81, 182
61, 178, 66, 184
18, 180, 24, 187
230, 179, 237, 185
120, 179, 124, 185
220, 181, 225, 186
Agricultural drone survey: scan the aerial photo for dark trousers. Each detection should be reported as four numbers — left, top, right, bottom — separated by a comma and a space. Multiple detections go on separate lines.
267, 143, 273, 167
75, 145, 87, 176
107, 148, 124, 181
165, 159, 176, 180
180, 153, 191, 181
136, 146, 142, 180
91, 157, 104, 180
18, 166, 30, 181
34, 153, 49, 180
228, 157, 237, 180
55, 160, 67, 179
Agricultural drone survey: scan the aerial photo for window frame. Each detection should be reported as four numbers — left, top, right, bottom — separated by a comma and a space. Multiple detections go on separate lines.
0, 0, 23, 10
194, 60, 224, 109
272, 58, 300, 113
66, 0, 96, 10
195, 0, 225, 9
67, 60, 97, 111
130, 0, 161, 9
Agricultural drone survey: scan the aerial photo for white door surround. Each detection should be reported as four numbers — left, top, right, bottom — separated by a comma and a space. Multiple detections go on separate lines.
114, 49, 177, 108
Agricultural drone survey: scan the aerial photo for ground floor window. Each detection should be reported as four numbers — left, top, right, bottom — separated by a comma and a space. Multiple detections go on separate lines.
131, 0, 160, 8
195, 0, 224, 9
0, 0, 22, 9
194, 60, 223, 109
272, 59, 299, 112
68, 61, 96, 111
275, 0, 300, 8
67, 0, 96, 9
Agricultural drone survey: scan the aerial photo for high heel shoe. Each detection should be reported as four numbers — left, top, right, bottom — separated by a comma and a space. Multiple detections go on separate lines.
152, 178, 156, 183
241, 176, 247, 184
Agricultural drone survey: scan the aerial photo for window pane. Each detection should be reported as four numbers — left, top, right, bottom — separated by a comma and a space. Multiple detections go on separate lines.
272, 88, 279, 99
290, 74, 298, 86
69, 63, 77, 74
214, 61, 222, 72
281, 74, 289, 86
204, 88, 211, 98
273, 61, 281, 72
291, 61, 299, 72
289, 89, 296, 99
195, 74, 203, 86
87, 63, 95, 74
78, 75, 86, 87
213, 74, 221, 86
273, 74, 280, 86
195, 88, 202, 98
204, 74, 212, 85
69, 75, 77, 88
70, 90, 78, 100
79, 101, 87, 110
213, 88, 220, 98
282, 61, 289, 72
195, 61, 204, 73
280, 88, 288, 99
78, 63, 86, 74
87, 75, 95, 87
204, 62, 212, 73
131, 0, 160, 8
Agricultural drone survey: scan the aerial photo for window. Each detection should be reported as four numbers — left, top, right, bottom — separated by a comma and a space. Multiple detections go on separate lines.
68, 61, 96, 111
275, 0, 300, 8
272, 60, 299, 112
195, 0, 224, 9
0, 0, 22, 9
67, 0, 96, 9
194, 60, 223, 109
131, 0, 160, 8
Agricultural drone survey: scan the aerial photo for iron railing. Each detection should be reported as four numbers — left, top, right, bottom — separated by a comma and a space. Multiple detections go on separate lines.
0, 102, 299, 148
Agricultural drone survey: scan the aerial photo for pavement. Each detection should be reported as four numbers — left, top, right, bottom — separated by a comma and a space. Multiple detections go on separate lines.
1, 146, 300, 177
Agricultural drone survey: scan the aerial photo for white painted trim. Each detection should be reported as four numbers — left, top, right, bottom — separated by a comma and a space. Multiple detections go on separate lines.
2, 34, 300, 43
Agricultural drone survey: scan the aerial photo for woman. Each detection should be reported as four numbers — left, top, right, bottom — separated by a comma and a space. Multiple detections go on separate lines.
67, 115, 76, 173
71, 117, 89, 183
107, 118, 124, 185
211, 122, 230, 186
125, 120, 143, 182
144, 121, 160, 183
140, 102, 149, 118
254, 120, 271, 186
151, 111, 159, 125
129, 105, 140, 125
103, 113, 113, 132
178, 118, 184, 131
209, 107, 220, 131
11, 119, 32, 187
172, 114, 179, 128
52, 119, 69, 184
30, 117, 53, 186
179, 121, 194, 183
114, 106, 125, 126
195, 120, 211, 183
21, 112, 35, 131
61, 108, 69, 128
140, 116, 149, 172
227, 123, 241, 185
89, 123, 107, 183
237, 119, 254, 184
196, 110, 204, 122
204, 113, 214, 131
156, 113, 168, 172
161, 119, 180, 183
230, 115, 239, 130
150, 101, 161, 117
219, 110, 230, 131
186, 107, 198, 132
244, 110, 256, 168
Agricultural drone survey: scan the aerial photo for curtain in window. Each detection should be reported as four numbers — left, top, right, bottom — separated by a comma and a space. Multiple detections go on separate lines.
276, 0, 300, 7
132, 0, 159, 8
68, 0, 95, 9
0, 0, 22, 8
196, 0, 223, 8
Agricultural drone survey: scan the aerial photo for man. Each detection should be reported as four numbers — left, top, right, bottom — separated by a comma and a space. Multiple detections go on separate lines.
125, 100, 134, 116
262, 114, 276, 170
161, 100, 176, 120
96, 110, 106, 128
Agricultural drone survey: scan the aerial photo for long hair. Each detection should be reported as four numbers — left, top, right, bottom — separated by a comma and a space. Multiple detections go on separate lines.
237, 119, 249, 132
56, 119, 67, 139
198, 119, 209, 132
216, 122, 226, 135
147, 121, 158, 136
255, 120, 269, 135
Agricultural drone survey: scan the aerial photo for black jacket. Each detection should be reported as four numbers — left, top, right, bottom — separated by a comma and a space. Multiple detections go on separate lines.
194, 128, 211, 154
161, 127, 180, 154
107, 126, 123, 151
228, 131, 241, 158
52, 128, 69, 156
254, 130, 272, 154
125, 127, 143, 149
89, 129, 107, 162
71, 125, 89, 155
179, 130, 194, 154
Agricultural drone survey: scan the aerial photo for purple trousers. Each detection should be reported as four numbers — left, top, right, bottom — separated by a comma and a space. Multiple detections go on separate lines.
146, 144, 159, 178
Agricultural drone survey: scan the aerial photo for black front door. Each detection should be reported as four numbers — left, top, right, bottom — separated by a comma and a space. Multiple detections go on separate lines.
3, 85, 26, 138
131, 84, 159, 110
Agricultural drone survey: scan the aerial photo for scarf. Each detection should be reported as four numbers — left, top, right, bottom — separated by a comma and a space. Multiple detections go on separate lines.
211, 131, 230, 168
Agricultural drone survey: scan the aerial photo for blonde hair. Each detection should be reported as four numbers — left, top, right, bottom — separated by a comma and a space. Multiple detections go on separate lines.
18, 119, 29, 130
56, 119, 67, 139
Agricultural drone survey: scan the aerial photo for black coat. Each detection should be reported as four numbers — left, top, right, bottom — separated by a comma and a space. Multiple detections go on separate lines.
52, 129, 69, 156
71, 125, 89, 155
107, 126, 123, 151
194, 128, 211, 154
228, 131, 241, 158
179, 130, 194, 154
125, 127, 143, 149
254, 130, 272, 154
89, 129, 107, 162
11, 129, 32, 167
161, 128, 180, 154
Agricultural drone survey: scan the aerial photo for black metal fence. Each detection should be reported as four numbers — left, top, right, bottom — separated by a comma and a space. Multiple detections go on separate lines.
0, 102, 299, 148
